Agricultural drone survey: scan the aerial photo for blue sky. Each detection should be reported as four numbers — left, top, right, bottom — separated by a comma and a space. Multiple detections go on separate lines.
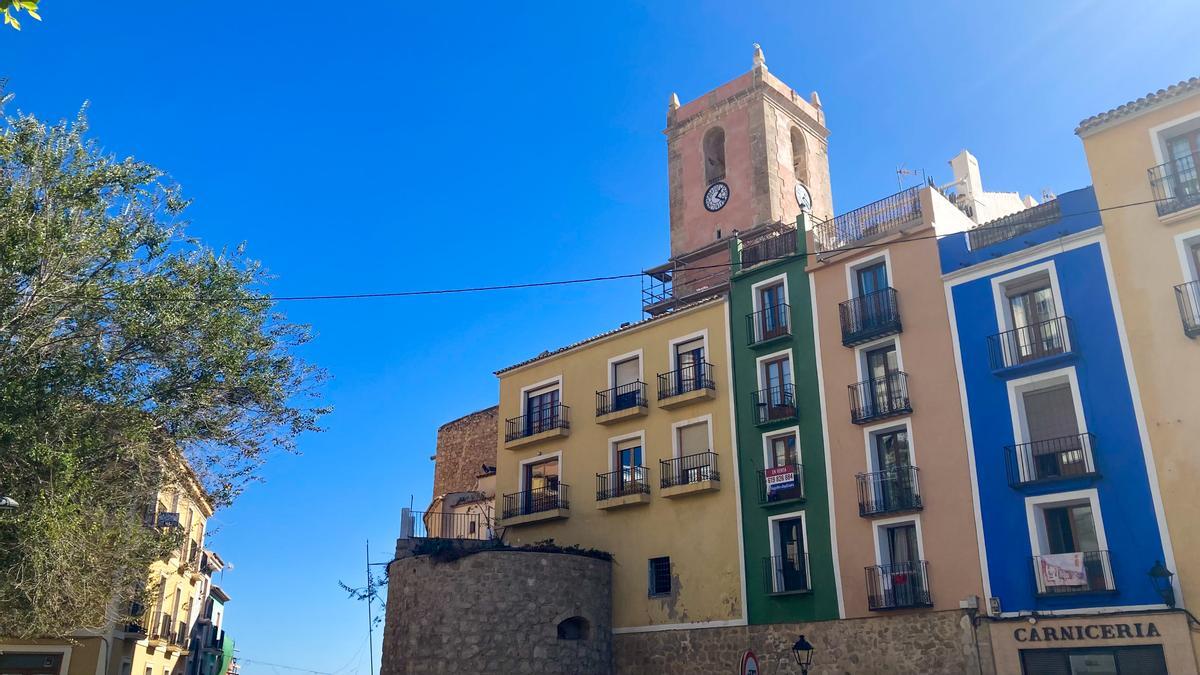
5, 1, 1199, 673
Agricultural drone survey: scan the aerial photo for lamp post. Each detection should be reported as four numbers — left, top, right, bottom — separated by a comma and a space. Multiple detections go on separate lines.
1149, 560, 1176, 608
792, 635, 814, 675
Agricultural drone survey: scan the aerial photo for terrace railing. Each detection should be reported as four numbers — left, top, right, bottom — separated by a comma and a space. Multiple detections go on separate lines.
1149, 150, 1200, 217
763, 553, 811, 594
747, 304, 791, 345
596, 381, 647, 416
813, 187, 922, 257
660, 451, 720, 488
1033, 550, 1116, 595
1005, 433, 1098, 487
987, 316, 1074, 371
839, 288, 901, 346
504, 403, 569, 442
848, 371, 912, 424
596, 466, 650, 501
865, 561, 932, 610
501, 484, 570, 520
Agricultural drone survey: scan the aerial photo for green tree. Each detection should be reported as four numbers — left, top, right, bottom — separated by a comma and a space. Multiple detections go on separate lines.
1, 0, 39, 30
0, 104, 328, 638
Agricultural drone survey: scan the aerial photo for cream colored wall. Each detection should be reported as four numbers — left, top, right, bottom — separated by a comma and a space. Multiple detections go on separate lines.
1080, 92, 1200, 662
494, 299, 743, 630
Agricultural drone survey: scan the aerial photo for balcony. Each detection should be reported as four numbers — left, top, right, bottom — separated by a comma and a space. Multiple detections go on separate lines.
1176, 280, 1200, 338
848, 372, 911, 425
747, 304, 792, 347
1149, 151, 1200, 218
839, 288, 902, 346
741, 226, 798, 268
504, 403, 570, 449
813, 187, 923, 258
751, 384, 798, 426
763, 553, 811, 595
499, 484, 570, 526
1033, 550, 1116, 596
757, 464, 805, 506
174, 621, 189, 650
595, 466, 651, 509
1005, 433, 1099, 488
595, 381, 648, 423
657, 362, 716, 409
986, 316, 1075, 373
399, 509, 489, 540
659, 451, 720, 498
966, 199, 1062, 250
149, 612, 174, 644
856, 466, 922, 517
866, 561, 933, 610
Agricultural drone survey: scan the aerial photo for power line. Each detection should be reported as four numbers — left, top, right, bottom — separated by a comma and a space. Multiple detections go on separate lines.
232, 657, 334, 674
31, 196, 1165, 305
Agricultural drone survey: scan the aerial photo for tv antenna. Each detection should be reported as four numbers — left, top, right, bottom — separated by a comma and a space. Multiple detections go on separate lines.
896, 165, 926, 191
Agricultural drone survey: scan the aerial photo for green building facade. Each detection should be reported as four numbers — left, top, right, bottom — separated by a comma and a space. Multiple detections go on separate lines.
727, 216, 840, 624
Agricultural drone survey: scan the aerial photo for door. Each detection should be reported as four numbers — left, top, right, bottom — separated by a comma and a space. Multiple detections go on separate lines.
1167, 129, 1200, 200
1007, 280, 1061, 362
864, 344, 900, 417
1022, 384, 1084, 481
758, 283, 787, 339
674, 338, 705, 394
885, 523, 921, 605
856, 262, 889, 329
761, 356, 793, 419
526, 387, 560, 435
767, 434, 801, 502
616, 441, 643, 494
775, 518, 807, 592
769, 434, 798, 468
677, 421, 711, 483
523, 458, 560, 514
874, 428, 913, 510
1043, 503, 1103, 590
612, 357, 640, 411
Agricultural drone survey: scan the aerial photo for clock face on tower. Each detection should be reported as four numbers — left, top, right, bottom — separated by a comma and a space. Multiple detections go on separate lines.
794, 182, 813, 212
704, 181, 730, 212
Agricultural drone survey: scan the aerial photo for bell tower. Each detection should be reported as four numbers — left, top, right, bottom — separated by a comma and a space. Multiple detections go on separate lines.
665, 45, 832, 258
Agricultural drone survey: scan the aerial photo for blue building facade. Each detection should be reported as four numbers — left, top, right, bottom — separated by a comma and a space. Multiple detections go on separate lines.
939, 187, 1171, 615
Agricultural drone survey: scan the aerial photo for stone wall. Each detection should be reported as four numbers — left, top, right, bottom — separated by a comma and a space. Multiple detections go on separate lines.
381, 548, 613, 675
614, 610, 992, 675
431, 405, 498, 498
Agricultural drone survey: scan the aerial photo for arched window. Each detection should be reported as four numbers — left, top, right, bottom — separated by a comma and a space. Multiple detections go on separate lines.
790, 127, 808, 184
556, 616, 590, 640
703, 127, 726, 185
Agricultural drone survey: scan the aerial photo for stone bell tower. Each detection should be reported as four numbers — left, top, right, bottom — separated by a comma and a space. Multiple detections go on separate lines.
665, 44, 832, 258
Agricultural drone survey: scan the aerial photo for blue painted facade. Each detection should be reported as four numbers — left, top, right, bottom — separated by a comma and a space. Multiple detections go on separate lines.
940, 187, 1168, 613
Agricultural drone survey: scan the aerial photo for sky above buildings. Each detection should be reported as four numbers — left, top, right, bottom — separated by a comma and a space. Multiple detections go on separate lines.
5, 1, 1199, 673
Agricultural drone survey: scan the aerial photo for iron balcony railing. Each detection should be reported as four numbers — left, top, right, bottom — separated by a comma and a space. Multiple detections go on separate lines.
751, 384, 797, 425
839, 288, 902, 346
401, 510, 488, 540
1005, 433, 1098, 487
967, 199, 1062, 250
857, 466, 922, 517
657, 362, 716, 400
757, 464, 805, 505
813, 187, 923, 256
125, 601, 147, 635
848, 371, 912, 424
866, 561, 933, 610
504, 402, 569, 442
596, 381, 647, 416
987, 316, 1074, 371
596, 466, 650, 501
1149, 150, 1200, 217
1176, 280, 1200, 338
501, 484, 570, 520
747, 303, 791, 346
150, 612, 173, 641
763, 553, 811, 594
660, 451, 720, 488
1033, 550, 1116, 595
741, 228, 798, 267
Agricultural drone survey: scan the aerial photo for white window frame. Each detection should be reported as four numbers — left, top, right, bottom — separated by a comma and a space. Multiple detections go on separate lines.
1148, 109, 1200, 167
667, 329, 709, 371
1174, 228, 1200, 283
750, 273, 790, 314
989, 260, 1069, 342
670, 414, 713, 459
754, 347, 795, 391
607, 430, 646, 474
606, 349, 644, 391
0, 644, 72, 674
1024, 488, 1109, 559
844, 249, 894, 300
766, 509, 811, 592
1005, 366, 1088, 447
861, 418, 917, 474
761, 425, 801, 469
517, 451, 563, 494
520, 375, 563, 406
853, 334, 905, 384
872, 513, 926, 567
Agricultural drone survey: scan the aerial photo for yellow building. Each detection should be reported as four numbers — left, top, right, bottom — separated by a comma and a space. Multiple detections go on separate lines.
493, 296, 744, 631
1076, 76, 1199, 660
0, 476, 214, 675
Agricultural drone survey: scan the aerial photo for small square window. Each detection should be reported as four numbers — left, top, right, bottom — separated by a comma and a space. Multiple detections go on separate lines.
648, 557, 672, 597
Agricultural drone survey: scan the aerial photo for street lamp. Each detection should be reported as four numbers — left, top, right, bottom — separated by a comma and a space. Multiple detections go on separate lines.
792, 635, 814, 674
0, 496, 17, 511
1149, 560, 1176, 608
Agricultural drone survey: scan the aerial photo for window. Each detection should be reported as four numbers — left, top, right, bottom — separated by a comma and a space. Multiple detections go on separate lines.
0, 654, 65, 673
768, 432, 798, 469
790, 127, 808, 184
674, 337, 706, 394
1190, 240, 1200, 280
856, 261, 888, 297
524, 383, 561, 435
861, 342, 902, 417
703, 127, 726, 184
522, 457, 560, 514
615, 438, 645, 488
611, 356, 641, 410
556, 616, 590, 640
1021, 383, 1087, 481
677, 421, 709, 456
1028, 491, 1113, 594
648, 557, 672, 596
861, 427, 919, 514
1020, 645, 1167, 675
1004, 272, 1066, 362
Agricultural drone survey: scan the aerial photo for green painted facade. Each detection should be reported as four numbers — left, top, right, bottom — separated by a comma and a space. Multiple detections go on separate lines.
727, 217, 840, 624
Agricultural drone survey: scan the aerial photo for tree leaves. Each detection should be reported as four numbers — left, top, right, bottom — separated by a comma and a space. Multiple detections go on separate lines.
0, 0, 40, 31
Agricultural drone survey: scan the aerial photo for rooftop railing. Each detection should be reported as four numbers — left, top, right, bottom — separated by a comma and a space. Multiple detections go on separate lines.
400, 509, 488, 540
741, 226, 798, 268
1149, 151, 1200, 217
813, 187, 922, 257
966, 199, 1062, 250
